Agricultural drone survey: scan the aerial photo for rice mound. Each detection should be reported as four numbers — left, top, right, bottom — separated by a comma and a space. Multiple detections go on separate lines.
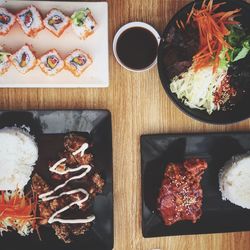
219, 154, 250, 209
0, 127, 38, 190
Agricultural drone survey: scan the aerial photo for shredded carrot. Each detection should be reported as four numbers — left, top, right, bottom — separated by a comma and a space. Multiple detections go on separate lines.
32, 190, 38, 230
176, 20, 181, 29
201, 0, 207, 9
36, 225, 42, 241
180, 0, 241, 72
0, 189, 38, 233
208, 0, 214, 11
212, 2, 227, 11
180, 20, 185, 30
186, 4, 195, 24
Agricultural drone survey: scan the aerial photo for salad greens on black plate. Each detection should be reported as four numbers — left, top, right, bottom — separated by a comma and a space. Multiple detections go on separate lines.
158, 0, 250, 124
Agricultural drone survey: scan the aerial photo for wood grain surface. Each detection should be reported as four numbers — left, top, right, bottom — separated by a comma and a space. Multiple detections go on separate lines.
1, 0, 250, 249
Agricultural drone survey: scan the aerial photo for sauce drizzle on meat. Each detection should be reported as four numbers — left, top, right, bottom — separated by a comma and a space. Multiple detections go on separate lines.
39, 142, 95, 224
157, 158, 207, 226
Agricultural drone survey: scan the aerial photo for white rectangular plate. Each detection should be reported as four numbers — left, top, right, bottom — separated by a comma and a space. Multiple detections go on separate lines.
0, 1, 109, 88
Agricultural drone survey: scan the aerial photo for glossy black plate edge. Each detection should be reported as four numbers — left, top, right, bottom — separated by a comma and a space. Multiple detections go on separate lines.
141, 131, 250, 139
157, 0, 250, 125
0, 109, 114, 250
0, 109, 111, 114
140, 132, 250, 238
91, 109, 114, 250
141, 135, 148, 238
89, 109, 114, 250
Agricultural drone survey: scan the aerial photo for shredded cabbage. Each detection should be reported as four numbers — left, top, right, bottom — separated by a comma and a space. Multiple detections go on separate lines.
170, 66, 228, 114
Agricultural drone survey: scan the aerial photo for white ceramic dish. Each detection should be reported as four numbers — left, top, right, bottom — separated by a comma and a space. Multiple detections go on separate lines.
113, 22, 160, 72
0, 1, 109, 88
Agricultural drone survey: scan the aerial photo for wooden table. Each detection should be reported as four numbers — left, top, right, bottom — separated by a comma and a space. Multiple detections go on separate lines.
1, 0, 250, 249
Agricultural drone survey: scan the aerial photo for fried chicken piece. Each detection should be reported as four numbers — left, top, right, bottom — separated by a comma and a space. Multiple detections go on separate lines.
64, 134, 93, 166
64, 133, 90, 152
51, 134, 93, 181
32, 174, 54, 225
39, 202, 53, 225
52, 224, 71, 243
52, 222, 92, 243
62, 150, 93, 166
33, 133, 105, 244
90, 173, 105, 194
49, 198, 63, 212
32, 173, 50, 195
73, 152, 93, 166
71, 223, 91, 236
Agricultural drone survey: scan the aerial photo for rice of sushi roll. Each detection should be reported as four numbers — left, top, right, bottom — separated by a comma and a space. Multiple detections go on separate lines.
16, 5, 44, 37
71, 8, 96, 40
0, 50, 11, 75
38, 49, 64, 76
65, 49, 92, 77
10, 45, 37, 74
43, 9, 70, 37
0, 8, 16, 35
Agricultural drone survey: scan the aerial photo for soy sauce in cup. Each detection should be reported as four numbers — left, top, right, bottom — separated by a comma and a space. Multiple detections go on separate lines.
113, 22, 160, 72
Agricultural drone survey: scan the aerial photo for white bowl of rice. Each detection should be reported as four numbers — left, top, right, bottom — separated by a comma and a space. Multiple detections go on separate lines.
0, 127, 38, 190
219, 153, 250, 209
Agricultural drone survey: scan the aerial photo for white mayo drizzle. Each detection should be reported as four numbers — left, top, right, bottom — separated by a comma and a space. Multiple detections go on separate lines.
72, 142, 89, 157
39, 142, 95, 224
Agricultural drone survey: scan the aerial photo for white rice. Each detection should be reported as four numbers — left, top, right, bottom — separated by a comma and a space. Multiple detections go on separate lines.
0, 127, 38, 190
219, 153, 250, 209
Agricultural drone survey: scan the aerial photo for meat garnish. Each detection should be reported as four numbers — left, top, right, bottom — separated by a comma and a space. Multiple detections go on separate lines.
64, 133, 89, 152
91, 173, 105, 193
157, 158, 207, 226
32, 133, 104, 243
52, 223, 91, 243
32, 173, 50, 194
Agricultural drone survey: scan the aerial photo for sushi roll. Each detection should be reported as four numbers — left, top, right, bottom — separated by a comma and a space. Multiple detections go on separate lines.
39, 49, 64, 76
43, 9, 70, 37
10, 45, 37, 74
16, 5, 44, 37
65, 49, 92, 77
71, 8, 96, 40
0, 8, 16, 35
0, 51, 11, 75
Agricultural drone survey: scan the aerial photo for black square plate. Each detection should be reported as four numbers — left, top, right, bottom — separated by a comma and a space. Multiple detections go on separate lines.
0, 110, 113, 250
141, 133, 250, 238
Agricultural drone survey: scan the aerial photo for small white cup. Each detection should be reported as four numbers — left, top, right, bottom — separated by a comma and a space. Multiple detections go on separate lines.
113, 22, 161, 72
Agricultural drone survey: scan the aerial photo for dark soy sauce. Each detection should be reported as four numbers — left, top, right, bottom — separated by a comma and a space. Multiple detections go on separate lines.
116, 27, 158, 70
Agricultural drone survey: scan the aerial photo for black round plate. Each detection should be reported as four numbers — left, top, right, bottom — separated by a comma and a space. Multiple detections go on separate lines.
158, 0, 250, 124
